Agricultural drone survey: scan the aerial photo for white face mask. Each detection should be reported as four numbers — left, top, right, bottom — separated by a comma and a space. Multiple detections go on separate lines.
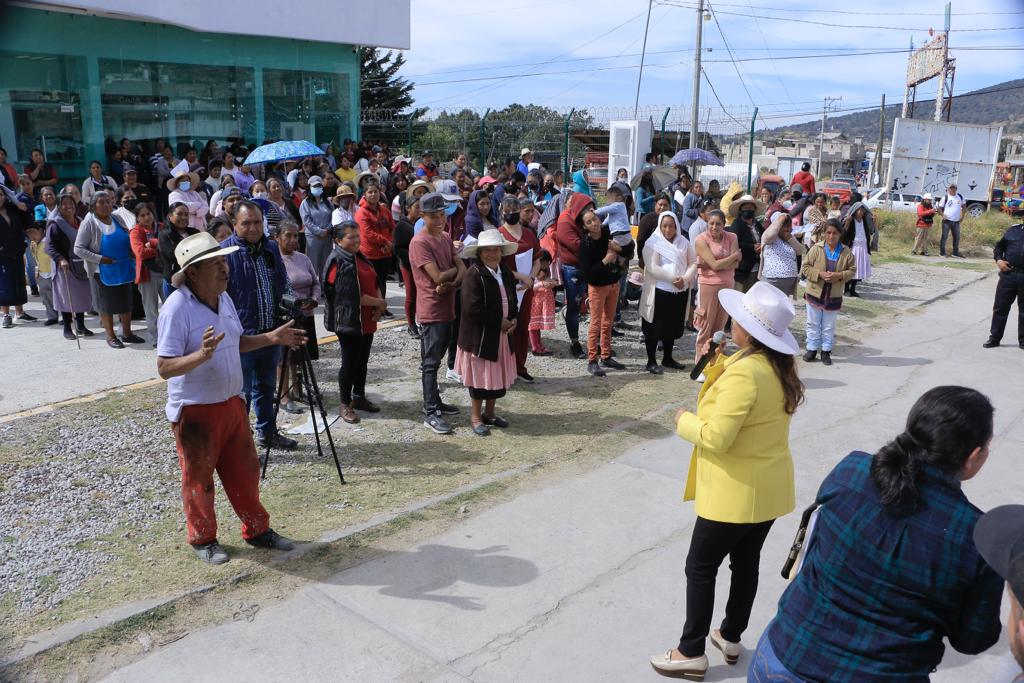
310, 186, 323, 197
178, 181, 191, 192
253, 191, 268, 200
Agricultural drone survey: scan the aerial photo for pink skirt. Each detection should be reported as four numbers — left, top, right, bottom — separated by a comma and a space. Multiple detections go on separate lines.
529, 287, 556, 331
455, 334, 517, 392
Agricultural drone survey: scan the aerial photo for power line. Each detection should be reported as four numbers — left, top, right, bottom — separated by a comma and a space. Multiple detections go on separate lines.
705, 1, 756, 106
700, 67, 746, 126
658, 0, 1024, 16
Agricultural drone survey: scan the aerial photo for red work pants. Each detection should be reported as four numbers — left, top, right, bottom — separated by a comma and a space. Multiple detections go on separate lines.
172, 397, 270, 545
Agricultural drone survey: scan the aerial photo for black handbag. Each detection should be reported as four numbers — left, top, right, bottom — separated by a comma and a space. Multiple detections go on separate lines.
781, 502, 820, 581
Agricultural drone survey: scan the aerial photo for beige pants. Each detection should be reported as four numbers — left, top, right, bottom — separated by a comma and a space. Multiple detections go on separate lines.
913, 228, 930, 254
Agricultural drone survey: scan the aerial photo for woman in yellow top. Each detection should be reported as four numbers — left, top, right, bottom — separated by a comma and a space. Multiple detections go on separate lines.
651, 281, 803, 681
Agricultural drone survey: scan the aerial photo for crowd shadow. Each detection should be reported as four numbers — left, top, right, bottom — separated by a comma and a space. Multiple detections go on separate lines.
802, 377, 847, 390
842, 345, 932, 368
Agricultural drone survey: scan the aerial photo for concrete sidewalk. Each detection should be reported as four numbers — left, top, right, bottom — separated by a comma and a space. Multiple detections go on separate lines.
102, 273, 1022, 682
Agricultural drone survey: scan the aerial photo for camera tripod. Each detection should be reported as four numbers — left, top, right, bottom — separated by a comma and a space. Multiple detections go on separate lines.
261, 334, 346, 484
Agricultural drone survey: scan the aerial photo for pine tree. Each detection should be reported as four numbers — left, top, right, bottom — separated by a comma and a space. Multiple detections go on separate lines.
359, 47, 426, 120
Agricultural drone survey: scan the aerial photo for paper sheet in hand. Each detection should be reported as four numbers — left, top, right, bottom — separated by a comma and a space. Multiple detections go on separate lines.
515, 249, 533, 306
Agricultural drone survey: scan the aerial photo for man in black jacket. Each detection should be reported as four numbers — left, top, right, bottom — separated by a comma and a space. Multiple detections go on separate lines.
983, 223, 1024, 349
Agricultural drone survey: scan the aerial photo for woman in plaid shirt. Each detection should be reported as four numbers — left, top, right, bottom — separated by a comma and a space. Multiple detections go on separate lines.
751, 386, 1004, 682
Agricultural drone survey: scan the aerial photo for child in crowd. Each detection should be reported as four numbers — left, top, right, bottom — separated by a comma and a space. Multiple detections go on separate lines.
595, 185, 633, 269
26, 225, 58, 325
529, 250, 556, 356
827, 194, 842, 221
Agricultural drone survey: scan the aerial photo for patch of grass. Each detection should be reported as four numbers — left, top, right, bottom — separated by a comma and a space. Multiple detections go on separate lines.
874, 209, 1011, 256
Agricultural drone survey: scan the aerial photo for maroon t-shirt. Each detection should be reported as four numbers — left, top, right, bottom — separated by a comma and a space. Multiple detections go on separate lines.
409, 230, 457, 323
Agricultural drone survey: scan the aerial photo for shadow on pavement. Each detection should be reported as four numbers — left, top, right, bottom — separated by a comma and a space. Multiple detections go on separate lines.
842, 345, 933, 368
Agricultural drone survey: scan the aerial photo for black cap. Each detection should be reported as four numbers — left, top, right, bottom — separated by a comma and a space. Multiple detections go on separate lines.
419, 192, 446, 213
422, 149, 433, 157
973, 504, 1024, 604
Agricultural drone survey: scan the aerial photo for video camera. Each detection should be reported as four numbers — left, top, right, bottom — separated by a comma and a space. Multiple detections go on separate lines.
276, 293, 315, 323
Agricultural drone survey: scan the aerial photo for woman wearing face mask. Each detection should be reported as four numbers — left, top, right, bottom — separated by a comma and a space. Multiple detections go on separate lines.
166, 166, 208, 231
354, 180, 396, 314
726, 195, 765, 293
300, 175, 334, 279
128, 203, 162, 345
45, 191, 94, 339
81, 160, 119, 205
498, 196, 540, 383
112, 188, 139, 230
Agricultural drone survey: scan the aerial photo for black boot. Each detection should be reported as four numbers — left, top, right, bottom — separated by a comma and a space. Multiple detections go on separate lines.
848, 281, 860, 298
803, 349, 818, 362
821, 351, 832, 366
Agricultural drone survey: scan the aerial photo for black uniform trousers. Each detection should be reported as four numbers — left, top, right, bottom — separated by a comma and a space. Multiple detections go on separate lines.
990, 271, 1024, 344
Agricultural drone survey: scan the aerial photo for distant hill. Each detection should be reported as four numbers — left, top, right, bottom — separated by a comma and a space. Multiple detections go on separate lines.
766, 78, 1024, 140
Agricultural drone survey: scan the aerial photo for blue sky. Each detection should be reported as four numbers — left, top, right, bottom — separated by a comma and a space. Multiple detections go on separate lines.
401, 0, 1024, 128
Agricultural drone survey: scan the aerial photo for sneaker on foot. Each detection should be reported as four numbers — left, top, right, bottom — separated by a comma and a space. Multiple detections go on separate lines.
424, 412, 453, 434
1, 315, 12, 329
257, 432, 298, 450
16, 312, 37, 321
245, 529, 295, 551
192, 541, 229, 564
600, 357, 625, 370
445, 367, 463, 383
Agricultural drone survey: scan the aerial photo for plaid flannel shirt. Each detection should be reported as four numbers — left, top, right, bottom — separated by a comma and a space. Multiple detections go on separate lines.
768, 451, 1003, 682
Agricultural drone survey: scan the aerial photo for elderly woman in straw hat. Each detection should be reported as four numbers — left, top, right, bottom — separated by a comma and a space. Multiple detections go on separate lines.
331, 183, 357, 228
167, 160, 209, 231
454, 229, 519, 436
158, 231, 305, 565
651, 281, 803, 681
726, 194, 766, 293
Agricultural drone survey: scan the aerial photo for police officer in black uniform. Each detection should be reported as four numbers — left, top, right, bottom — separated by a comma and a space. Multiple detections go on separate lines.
984, 222, 1024, 349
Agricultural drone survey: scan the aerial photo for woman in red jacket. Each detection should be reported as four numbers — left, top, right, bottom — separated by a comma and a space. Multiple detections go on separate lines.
355, 179, 396, 317
128, 203, 162, 346
554, 192, 595, 359
913, 193, 936, 256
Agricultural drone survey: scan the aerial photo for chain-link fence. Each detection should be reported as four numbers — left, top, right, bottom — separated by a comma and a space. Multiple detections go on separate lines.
361, 104, 765, 191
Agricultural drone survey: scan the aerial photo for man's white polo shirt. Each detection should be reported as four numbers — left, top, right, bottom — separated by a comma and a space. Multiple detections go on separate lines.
157, 284, 245, 422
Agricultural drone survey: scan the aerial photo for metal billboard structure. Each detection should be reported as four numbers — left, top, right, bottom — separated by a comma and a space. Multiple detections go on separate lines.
901, 4, 956, 122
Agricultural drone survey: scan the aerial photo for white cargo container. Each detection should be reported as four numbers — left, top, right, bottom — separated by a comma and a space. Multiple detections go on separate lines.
884, 118, 1003, 218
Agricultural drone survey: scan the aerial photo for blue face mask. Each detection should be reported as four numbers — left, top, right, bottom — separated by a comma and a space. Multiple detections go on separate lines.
311, 186, 323, 197
178, 181, 191, 192
444, 201, 458, 216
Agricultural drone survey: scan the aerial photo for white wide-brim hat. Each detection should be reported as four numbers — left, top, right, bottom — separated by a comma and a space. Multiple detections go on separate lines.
171, 232, 240, 288
718, 281, 800, 355
461, 229, 517, 259
727, 194, 766, 219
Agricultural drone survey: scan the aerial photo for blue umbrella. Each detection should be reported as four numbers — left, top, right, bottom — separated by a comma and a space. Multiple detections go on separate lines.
243, 140, 323, 165
669, 148, 725, 167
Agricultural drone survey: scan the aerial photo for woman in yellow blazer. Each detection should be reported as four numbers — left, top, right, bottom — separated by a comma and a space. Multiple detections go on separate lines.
651, 281, 804, 681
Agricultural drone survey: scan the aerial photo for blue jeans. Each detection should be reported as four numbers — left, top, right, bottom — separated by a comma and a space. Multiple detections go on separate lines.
805, 306, 838, 352
560, 263, 586, 341
240, 345, 282, 438
748, 628, 808, 682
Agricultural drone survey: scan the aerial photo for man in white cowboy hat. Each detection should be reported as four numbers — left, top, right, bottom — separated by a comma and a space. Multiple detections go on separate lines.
726, 193, 766, 292
166, 159, 209, 231
517, 148, 533, 178
156, 232, 306, 565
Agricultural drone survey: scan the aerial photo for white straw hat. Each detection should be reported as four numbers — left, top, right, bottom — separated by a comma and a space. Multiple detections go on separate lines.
718, 282, 799, 355
461, 229, 517, 259
171, 232, 239, 287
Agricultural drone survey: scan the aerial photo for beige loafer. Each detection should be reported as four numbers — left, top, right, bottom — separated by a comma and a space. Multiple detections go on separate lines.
649, 650, 708, 680
710, 629, 741, 665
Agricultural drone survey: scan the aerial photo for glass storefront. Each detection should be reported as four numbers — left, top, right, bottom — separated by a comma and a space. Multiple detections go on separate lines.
263, 69, 351, 147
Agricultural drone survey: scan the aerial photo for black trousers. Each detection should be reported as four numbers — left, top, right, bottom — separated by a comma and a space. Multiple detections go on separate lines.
369, 257, 390, 303
337, 333, 374, 405
940, 219, 961, 256
679, 516, 775, 657
990, 271, 1024, 344
447, 288, 462, 370
419, 321, 451, 415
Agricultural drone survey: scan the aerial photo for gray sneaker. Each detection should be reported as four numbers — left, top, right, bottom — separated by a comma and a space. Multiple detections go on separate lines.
424, 412, 453, 434
193, 541, 229, 564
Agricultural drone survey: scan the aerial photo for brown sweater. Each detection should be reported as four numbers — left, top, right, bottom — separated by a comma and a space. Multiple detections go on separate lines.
457, 262, 519, 362
800, 243, 856, 299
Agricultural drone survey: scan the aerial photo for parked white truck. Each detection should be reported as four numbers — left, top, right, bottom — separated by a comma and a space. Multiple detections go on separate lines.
884, 118, 1003, 218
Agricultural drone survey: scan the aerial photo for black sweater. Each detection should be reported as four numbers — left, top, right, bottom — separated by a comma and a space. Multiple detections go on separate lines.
578, 228, 635, 287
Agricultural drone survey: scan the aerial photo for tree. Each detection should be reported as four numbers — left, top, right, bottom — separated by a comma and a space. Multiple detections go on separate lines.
359, 48, 426, 120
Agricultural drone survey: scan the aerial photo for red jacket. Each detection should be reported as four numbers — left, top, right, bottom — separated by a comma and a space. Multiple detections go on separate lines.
129, 223, 160, 284
554, 193, 594, 267
355, 197, 395, 260
791, 170, 816, 195
916, 203, 936, 228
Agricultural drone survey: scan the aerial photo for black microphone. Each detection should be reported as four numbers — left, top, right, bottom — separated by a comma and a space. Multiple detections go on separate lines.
690, 330, 727, 380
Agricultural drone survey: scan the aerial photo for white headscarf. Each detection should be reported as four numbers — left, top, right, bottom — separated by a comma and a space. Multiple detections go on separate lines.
646, 210, 688, 268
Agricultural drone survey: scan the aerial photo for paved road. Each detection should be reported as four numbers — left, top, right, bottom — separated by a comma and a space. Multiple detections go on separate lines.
102, 272, 1023, 682
0, 286, 410, 416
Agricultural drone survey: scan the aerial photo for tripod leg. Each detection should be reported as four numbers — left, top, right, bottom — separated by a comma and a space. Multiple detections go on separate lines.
261, 346, 291, 480
300, 347, 346, 484
297, 357, 325, 460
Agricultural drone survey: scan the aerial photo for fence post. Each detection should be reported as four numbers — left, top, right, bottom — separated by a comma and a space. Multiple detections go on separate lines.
746, 107, 758, 194
660, 107, 671, 165
563, 108, 575, 177
407, 116, 413, 156
478, 108, 491, 172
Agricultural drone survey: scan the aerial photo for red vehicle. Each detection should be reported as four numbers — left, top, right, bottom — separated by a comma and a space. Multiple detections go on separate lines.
820, 181, 852, 203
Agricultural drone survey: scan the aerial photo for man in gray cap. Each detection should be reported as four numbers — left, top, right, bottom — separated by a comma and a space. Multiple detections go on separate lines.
974, 504, 1024, 680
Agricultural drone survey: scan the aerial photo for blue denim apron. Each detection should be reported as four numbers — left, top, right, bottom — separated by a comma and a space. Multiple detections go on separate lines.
98, 221, 135, 286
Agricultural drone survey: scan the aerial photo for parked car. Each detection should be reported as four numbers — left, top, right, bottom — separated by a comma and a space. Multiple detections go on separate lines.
820, 181, 852, 204
864, 189, 921, 213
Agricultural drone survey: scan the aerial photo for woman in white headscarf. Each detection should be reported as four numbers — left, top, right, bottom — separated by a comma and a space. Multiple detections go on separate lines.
640, 211, 698, 374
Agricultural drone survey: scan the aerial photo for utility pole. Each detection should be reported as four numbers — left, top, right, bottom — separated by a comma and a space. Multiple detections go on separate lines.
633, 0, 653, 119
873, 94, 886, 186
689, 0, 704, 151
817, 96, 841, 178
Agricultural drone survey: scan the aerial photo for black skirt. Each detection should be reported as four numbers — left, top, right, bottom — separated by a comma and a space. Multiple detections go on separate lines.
468, 387, 507, 401
641, 288, 688, 341
0, 256, 27, 307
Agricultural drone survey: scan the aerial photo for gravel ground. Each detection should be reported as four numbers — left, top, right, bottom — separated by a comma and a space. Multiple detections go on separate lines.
0, 258, 985, 623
